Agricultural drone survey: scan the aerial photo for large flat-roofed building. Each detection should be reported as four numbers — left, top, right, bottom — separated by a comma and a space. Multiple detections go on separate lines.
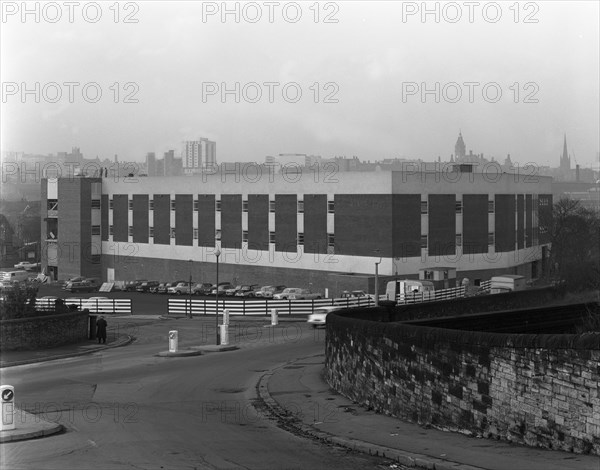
41, 168, 553, 294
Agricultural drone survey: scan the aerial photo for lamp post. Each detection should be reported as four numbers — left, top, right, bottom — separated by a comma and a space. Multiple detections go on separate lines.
374, 250, 382, 307
188, 259, 193, 319
215, 247, 221, 345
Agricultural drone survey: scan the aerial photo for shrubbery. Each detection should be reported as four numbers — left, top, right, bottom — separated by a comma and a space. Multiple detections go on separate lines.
0, 284, 76, 320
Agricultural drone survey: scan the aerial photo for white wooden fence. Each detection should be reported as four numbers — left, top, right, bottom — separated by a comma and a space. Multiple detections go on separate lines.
35, 298, 132, 314
168, 296, 377, 316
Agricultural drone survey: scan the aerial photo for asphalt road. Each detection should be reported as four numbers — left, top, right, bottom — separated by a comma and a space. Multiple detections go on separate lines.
0, 317, 397, 470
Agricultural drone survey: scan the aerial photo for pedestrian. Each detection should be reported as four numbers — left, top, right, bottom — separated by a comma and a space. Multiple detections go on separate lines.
96, 316, 108, 344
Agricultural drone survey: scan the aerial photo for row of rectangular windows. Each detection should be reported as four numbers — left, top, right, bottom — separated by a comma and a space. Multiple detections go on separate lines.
114, 199, 326, 213
105, 227, 538, 248
107, 227, 334, 247
109, 198, 546, 214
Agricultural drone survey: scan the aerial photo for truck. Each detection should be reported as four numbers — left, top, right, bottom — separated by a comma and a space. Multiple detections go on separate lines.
386, 279, 435, 302
489, 275, 526, 294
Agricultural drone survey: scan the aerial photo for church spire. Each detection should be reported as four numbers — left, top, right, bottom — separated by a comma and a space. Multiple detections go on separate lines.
454, 131, 466, 160
560, 134, 570, 171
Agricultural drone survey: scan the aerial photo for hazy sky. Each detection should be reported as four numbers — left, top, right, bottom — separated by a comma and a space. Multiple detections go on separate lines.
1, 1, 599, 168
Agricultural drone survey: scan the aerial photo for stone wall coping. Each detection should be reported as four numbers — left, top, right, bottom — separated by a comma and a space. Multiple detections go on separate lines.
330, 310, 600, 350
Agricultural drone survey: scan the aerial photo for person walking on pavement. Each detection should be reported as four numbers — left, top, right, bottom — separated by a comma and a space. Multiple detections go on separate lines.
96, 316, 108, 344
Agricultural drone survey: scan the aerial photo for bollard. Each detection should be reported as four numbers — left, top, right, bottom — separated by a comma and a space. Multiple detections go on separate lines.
0, 385, 15, 431
219, 324, 229, 345
271, 308, 278, 326
169, 330, 178, 353
223, 309, 230, 326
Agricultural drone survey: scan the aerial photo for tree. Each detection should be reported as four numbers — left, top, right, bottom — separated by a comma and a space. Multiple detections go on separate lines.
541, 198, 600, 291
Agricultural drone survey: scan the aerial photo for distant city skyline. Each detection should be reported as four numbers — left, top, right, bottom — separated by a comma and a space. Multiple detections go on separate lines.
1, 1, 598, 169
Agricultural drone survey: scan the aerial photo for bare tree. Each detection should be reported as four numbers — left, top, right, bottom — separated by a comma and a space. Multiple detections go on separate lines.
541, 198, 600, 291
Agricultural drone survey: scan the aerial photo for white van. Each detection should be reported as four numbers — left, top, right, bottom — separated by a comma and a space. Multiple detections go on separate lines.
490, 275, 526, 294
0, 270, 31, 283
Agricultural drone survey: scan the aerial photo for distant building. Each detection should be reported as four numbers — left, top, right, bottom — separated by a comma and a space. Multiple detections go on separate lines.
182, 138, 216, 174
146, 152, 156, 176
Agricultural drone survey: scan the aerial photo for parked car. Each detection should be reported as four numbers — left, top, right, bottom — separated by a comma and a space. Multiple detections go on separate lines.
235, 284, 260, 297
159, 281, 185, 294
149, 283, 164, 294
136, 281, 160, 293
307, 306, 346, 328
210, 283, 233, 295
288, 289, 322, 300
14, 261, 39, 270
273, 287, 303, 300
340, 290, 371, 299
85, 277, 102, 287
255, 285, 286, 298
225, 285, 243, 296
192, 283, 213, 296
66, 281, 96, 293
168, 282, 193, 295
125, 280, 148, 292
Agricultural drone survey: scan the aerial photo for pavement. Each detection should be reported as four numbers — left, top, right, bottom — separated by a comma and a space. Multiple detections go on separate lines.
1, 327, 598, 470
258, 354, 600, 470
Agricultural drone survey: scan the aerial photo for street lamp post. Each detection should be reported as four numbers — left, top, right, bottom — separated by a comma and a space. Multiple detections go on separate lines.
374, 250, 382, 307
215, 248, 221, 345
188, 259, 193, 319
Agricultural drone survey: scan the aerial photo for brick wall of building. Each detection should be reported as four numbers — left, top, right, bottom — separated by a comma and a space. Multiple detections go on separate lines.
325, 311, 600, 454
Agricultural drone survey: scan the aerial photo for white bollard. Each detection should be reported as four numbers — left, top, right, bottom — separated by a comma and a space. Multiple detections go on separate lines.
219, 324, 229, 345
223, 309, 230, 326
271, 308, 278, 326
169, 330, 178, 353
0, 385, 15, 431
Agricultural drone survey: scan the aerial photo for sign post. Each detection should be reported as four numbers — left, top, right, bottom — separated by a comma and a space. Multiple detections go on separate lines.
1, 385, 15, 431
169, 330, 178, 353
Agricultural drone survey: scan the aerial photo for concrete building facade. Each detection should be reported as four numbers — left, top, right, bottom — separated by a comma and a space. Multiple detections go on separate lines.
41, 169, 552, 294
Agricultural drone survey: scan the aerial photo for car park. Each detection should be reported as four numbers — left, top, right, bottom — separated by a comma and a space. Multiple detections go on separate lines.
192, 283, 213, 296
235, 284, 260, 297
288, 288, 323, 300
136, 281, 160, 293
307, 306, 346, 328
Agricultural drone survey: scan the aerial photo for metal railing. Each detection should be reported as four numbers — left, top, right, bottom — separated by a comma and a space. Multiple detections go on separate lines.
395, 285, 467, 304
